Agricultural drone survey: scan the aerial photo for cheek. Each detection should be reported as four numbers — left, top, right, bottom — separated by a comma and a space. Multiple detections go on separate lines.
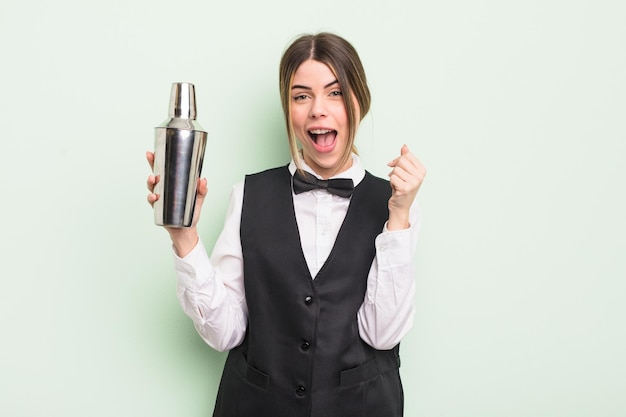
334, 107, 350, 129
290, 108, 307, 130
347, 94, 360, 123
330, 100, 350, 121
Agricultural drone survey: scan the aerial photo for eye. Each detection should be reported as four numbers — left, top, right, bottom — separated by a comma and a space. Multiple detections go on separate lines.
293, 94, 309, 102
329, 90, 343, 97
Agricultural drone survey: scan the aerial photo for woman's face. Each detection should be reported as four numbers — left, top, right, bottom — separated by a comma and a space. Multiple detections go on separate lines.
290, 59, 358, 179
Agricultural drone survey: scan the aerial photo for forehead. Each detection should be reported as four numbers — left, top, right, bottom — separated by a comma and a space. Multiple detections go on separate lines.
292, 60, 337, 87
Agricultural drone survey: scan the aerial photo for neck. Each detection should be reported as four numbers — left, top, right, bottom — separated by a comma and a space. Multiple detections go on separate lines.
302, 154, 354, 180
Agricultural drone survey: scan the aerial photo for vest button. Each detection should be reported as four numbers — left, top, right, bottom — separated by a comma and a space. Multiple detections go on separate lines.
304, 296, 313, 305
300, 341, 311, 351
296, 385, 306, 396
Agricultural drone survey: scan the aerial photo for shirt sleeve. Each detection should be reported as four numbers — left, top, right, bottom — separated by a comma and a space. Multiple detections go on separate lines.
173, 182, 248, 352
357, 202, 422, 350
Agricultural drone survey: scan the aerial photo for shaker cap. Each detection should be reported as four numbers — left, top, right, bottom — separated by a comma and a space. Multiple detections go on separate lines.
168, 82, 197, 119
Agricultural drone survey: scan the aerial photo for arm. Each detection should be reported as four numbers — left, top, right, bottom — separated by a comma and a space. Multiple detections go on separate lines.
357, 145, 426, 349
357, 203, 421, 350
173, 184, 248, 352
146, 151, 247, 351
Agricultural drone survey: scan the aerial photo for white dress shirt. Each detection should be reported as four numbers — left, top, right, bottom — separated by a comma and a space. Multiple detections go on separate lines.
173, 154, 421, 352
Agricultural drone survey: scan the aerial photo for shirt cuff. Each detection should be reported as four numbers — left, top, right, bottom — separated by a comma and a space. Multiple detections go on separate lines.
375, 222, 413, 268
172, 238, 214, 291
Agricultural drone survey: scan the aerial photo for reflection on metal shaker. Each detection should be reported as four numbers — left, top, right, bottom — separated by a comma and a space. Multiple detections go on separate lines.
153, 82, 207, 227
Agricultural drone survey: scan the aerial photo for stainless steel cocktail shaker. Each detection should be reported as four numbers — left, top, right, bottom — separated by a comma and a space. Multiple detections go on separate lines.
153, 82, 208, 227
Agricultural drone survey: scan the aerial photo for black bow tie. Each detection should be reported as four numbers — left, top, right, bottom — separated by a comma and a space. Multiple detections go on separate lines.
292, 170, 355, 198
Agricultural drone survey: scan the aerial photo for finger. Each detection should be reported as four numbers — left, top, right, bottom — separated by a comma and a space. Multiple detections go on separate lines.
146, 175, 159, 192
415, 162, 427, 180
147, 193, 159, 207
146, 151, 155, 171
388, 165, 410, 183
389, 173, 413, 196
391, 154, 419, 177
389, 161, 426, 190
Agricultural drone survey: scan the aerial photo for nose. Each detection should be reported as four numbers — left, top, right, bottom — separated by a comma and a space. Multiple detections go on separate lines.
309, 97, 327, 118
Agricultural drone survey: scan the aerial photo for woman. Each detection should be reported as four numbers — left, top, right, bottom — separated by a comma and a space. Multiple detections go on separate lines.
147, 32, 426, 417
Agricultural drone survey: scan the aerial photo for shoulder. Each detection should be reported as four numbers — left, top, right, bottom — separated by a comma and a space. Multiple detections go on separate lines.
364, 170, 389, 185
245, 165, 290, 181
243, 165, 291, 196
362, 170, 391, 195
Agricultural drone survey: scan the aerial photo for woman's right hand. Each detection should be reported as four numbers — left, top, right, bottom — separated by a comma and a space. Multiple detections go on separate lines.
146, 151, 208, 257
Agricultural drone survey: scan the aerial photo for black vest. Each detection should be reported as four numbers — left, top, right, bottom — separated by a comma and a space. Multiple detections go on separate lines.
213, 166, 404, 417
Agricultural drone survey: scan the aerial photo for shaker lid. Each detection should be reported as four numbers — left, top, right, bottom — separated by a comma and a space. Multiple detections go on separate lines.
168, 82, 197, 119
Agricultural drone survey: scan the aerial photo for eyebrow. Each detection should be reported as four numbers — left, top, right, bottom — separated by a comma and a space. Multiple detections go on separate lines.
291, 80, 339, 90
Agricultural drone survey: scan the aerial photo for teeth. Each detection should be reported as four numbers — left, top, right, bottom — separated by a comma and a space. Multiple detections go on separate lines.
309, 129, 333, 134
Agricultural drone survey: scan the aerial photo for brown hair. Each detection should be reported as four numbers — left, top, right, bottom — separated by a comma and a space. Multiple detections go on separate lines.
279, 32, 371, 172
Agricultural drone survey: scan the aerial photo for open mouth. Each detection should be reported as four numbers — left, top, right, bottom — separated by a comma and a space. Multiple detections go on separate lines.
308, 129, 337, 151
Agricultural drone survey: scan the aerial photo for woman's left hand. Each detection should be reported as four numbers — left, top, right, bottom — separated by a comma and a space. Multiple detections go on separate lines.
386, 144, 426, 230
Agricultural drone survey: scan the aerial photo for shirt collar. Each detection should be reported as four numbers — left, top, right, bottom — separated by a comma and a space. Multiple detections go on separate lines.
288, 153, 366, 187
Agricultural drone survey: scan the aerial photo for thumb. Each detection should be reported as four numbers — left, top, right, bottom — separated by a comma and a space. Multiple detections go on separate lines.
388, 144, 410, 167
196, 178, 208, 198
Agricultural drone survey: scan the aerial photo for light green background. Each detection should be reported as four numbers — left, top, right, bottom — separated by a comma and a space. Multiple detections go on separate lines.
1, 0, 625, 416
